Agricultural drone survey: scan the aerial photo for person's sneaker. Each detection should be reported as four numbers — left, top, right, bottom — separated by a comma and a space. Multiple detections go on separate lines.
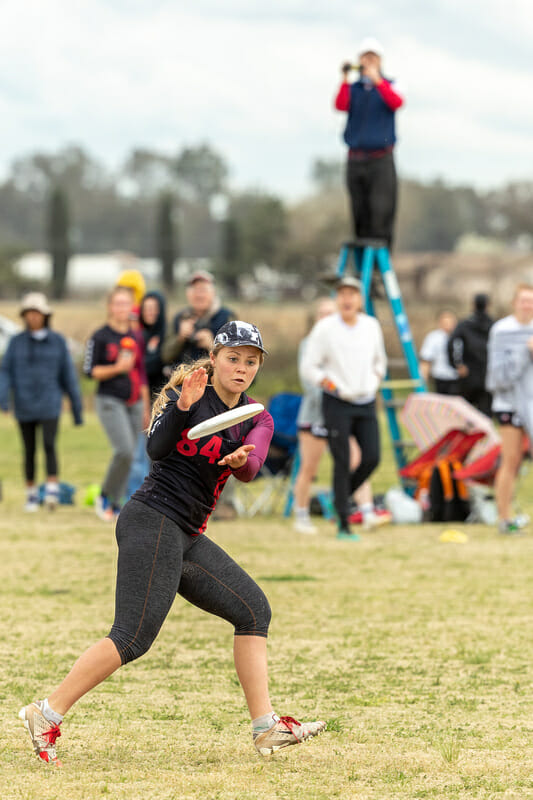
363, 509, 393, 530
513, 513, 530, 529
498, 519, 524, 535
294, 517, 317, 535
95, 494, 114, 522
337, 526, 361, 541
45, 482, 60, 510
18, 702, 62, 765
24, 489, 39, 513
254, 715, 326, 756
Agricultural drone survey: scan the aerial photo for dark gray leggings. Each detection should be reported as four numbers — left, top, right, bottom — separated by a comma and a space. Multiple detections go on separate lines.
108, 499, 271, 665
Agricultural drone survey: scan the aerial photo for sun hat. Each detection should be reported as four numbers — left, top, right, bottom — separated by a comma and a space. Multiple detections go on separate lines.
357, 37, 384, 58
19, 292, 52, 317
213, 320, 268, 354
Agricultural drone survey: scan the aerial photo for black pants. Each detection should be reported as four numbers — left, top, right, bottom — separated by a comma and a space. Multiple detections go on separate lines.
323, 395, 380, 526
18, 418, 59, 482
108, 500, 272, 665
346, 152, 397, 246
434, 378, 459, 396
460, 385, 493, 418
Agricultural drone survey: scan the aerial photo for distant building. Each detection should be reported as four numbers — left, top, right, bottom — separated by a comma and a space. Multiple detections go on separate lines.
14, 252, 160, 292
13, 252, 216, 295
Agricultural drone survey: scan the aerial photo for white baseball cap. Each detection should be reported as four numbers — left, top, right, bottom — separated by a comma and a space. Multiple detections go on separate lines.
357, 37, 384, 58
336, 276, 362, 292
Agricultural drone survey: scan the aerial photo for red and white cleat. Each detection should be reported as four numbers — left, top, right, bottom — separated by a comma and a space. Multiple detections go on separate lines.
19, 702, 62, 766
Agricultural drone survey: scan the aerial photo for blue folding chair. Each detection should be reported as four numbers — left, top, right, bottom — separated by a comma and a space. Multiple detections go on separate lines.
233, 392, 301, 518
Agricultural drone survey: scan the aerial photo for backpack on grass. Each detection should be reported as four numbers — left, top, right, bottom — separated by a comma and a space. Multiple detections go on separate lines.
428, 458, 470, 522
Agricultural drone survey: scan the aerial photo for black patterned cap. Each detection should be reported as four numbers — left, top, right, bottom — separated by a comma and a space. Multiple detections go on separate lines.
213, 320, 268, 354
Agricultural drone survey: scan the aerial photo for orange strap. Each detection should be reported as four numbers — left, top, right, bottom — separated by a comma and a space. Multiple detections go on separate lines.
437, 460, 454, 502
416, 459, 469, 503
415, 465, 433, 499
451, 460, 469, 500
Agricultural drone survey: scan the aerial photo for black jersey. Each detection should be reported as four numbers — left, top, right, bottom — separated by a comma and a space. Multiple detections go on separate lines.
132, 385, 274, 535
83, 324, 146, 404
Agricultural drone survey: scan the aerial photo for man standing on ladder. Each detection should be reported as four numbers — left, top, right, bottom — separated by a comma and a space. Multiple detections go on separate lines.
334, 37, 404, 247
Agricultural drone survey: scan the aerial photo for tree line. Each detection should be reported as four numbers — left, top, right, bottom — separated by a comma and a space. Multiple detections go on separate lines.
0, 144, 531, 297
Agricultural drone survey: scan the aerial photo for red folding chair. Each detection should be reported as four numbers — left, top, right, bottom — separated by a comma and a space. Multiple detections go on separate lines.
452, 444, 501, 486
399, 428, 487, 503
452, 435, 530, 487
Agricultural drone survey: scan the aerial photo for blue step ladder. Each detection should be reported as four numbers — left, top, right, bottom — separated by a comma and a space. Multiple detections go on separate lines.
336, 238, 425, 474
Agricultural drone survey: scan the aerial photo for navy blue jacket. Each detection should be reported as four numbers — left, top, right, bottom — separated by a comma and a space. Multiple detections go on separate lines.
0, 329, 83, 423
343, 78, 397, 150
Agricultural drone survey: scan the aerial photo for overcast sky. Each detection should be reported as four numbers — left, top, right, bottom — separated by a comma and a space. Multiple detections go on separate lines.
1, 0, 531, 199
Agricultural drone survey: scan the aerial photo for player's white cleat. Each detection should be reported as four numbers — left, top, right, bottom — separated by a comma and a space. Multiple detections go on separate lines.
19, 702, 62, 765
254, 715, 326, 756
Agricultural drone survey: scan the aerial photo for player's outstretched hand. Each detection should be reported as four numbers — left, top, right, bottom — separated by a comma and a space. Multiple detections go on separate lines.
218, 444, 255, 469
177, 367, 208, 411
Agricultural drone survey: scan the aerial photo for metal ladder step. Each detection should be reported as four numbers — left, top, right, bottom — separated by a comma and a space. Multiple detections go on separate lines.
387, 357, 410, 369
381, 378, 424, 390
382, 398, 406, 409
393, 439, 417, 449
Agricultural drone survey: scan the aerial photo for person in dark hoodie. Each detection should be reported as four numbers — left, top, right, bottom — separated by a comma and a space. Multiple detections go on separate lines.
139, 290, 167, 400
125, 291, 168, 497
447, 293, 494, 416
0, 292, 83, 511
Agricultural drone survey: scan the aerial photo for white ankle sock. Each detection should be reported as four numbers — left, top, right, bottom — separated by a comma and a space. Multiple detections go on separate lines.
252, 711, 280, 736
295, 506, 310, 521
42, 698, 63, 725
360, 503, 373, 517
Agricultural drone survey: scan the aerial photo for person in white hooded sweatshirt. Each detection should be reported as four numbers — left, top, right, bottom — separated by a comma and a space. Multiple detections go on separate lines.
301, 276, 387, 539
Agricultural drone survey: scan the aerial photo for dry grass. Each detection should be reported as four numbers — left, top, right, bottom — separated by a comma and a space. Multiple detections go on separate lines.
2, 412, 533, 799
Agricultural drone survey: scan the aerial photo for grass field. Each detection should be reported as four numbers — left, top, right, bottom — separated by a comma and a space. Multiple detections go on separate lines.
2, 411, 533, 800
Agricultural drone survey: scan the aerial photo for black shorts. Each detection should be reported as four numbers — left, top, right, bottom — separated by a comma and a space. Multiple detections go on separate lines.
298, 423, 328, 439
494, 411, 523, 429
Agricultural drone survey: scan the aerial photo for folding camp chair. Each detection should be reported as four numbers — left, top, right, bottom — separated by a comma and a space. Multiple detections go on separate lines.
452, 434, 530, 486
452, 444, 501, 486
233, 392, 301, 518
399, 428, 487, 503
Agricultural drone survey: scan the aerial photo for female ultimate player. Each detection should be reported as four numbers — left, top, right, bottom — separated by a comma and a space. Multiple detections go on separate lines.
19, 320, 326, 765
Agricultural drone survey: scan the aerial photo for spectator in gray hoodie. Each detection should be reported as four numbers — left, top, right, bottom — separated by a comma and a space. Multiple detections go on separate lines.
486, 283, 533, 534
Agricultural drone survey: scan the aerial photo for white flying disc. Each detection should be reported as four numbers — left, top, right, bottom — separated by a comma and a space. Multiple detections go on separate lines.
187, 403, 264, 440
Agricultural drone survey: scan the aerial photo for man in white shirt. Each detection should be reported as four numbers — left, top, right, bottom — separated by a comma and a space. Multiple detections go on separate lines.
301, 276, 387, 539
419, 311, 458, 394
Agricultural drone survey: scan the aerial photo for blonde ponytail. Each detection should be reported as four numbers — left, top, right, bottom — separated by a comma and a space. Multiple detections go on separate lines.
149, 351, 218, 432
